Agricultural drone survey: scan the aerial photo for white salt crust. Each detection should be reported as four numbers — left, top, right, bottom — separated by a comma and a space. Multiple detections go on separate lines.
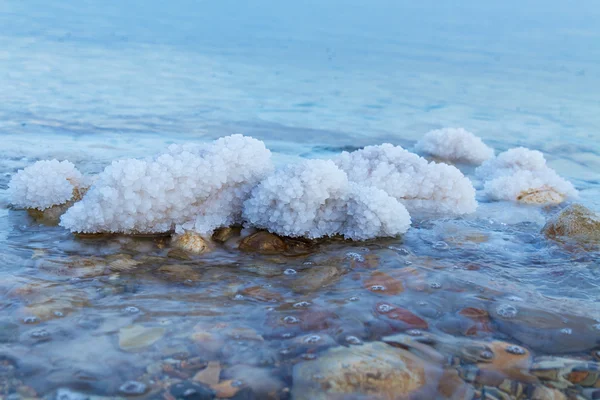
8, 159, 84, 210
415, 127, 494, 164
476, 147, 578, 202
334, 143, 478, 216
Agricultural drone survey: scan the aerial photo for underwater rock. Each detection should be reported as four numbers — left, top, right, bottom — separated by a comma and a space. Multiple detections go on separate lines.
172, 231, 211, 254
0, 321, 19, 343
542, 204, 600, 244
364, 272, 404, 295
156, 264, 203, 283
222, 365, 284, 397
290, 265, 342, 293
193, 361, 221, 386
238, 231, 287, 254
168, 381, 215, 400
415, 127, 494, 164
531, 385, 567, 400
239, 285, 284, 303
517, 186, 566, 205
490, 304, 599, 353
108, 254, 141, 273
477, 341, 535, 385
531, 356, 600, 389
118, 325, 166, 352
292, 341, 439, 400
375, 302, 429, 329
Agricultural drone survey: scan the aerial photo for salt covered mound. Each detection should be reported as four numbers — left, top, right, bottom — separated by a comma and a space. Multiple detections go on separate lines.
476, 147, 577, 204
242, 159, 410, 240
60, 135, 273, 235
334, 144, 477, 215
415, 127, 494, 164
8, 160, 85, 210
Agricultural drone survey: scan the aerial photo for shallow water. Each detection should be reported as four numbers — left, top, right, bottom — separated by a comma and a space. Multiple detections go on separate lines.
1, 0, 600, 399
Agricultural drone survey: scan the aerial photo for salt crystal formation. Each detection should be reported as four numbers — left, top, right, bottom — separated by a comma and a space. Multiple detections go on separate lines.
8, 160, 85, 210
476, 147, 577, 204
242, 160, 411, 240
60, 135, 273, 234
415, 127, 494, 164
334, 144, 477, 215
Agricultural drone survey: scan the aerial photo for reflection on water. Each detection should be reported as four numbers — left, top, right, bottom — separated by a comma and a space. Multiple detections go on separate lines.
1, 0, 600, 398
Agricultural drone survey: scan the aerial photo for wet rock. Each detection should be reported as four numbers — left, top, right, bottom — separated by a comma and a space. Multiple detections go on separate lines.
292, 341, 440, 400
118, 325, 166, 352
167, 248, 192, 260
169, 381, 214, 400
108, 255, 141, 272
194, 361, 221, 386
542, 204, 600, 244
172, 232, 210, 254
290, 265, 341, 294
375, 302, 429, 330
27, 202, 73, 225
517, 186, 566, 205
55, 388, 90, 400
238, 232, 287, 254
531, 356, 600, 389
212, 227, 241, 243
477, 341, 535, 385
211, 380, 241, 398
157, 264, 202, 282
437, 369, 475, 399
222, 365, 284, 397
119, 380, 148, 395
490, 305, 599, 353
240, 286, 284, 303
531, 385, 567, 400
0, 322, 19, 343
364, 272, 404, 295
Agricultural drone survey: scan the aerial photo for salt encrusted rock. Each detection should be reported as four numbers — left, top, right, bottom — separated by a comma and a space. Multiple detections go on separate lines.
415, 128, 494, 164
60, 135, 273, 235
242, 159, 411, 240
8, 160, 86, 210
476, 147, 577, 204
334, 143, 477, 215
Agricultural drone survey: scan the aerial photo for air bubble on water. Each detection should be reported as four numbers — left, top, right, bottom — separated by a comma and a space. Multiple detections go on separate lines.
266, 307, 275, 311
593, 323, 600, 331
303, 261, 314, 265
302, 353, 317, 360
349, 296, 360, 302
346, 252, 365, 262
371, 285, 386, 291
505, 345, 526, 355
123, 306, 140, 313
284, 269, 297, 275
405, 260, 413, 265
480, 350, 494, 360
303, 335, 321, 344
262, 283, 272, 288
312, 374, 324, 380
281, 332, 294, 339
417, 301, 427, 306
234, 294, 245, 300
119, 381, 147, 395
23, 316, 38, 324
283, 316, 300, 324
346, 336, 363, 345
432, 241, 449, 250
293, 301, 311, 308
430, 282, 442, 289
377, 303, 395, 313
560, 328, 573, 335
407, 329, 423, 336
280, 348, 291, 355
506, 296, 524, 302
496, 304, 518, 319
53, 311, 64, 317
231, 380, 244, 388
388, 246, 410, 256
30, 329, 50, 339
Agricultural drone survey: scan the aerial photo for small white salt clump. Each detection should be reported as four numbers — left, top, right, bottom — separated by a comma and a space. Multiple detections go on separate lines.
334, 144, 477, 215
476, 147, 577, 204
60, 135, 273, 235
242, 159, 411, 240
415, 127, 494, 164
8, 160, 85, 210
